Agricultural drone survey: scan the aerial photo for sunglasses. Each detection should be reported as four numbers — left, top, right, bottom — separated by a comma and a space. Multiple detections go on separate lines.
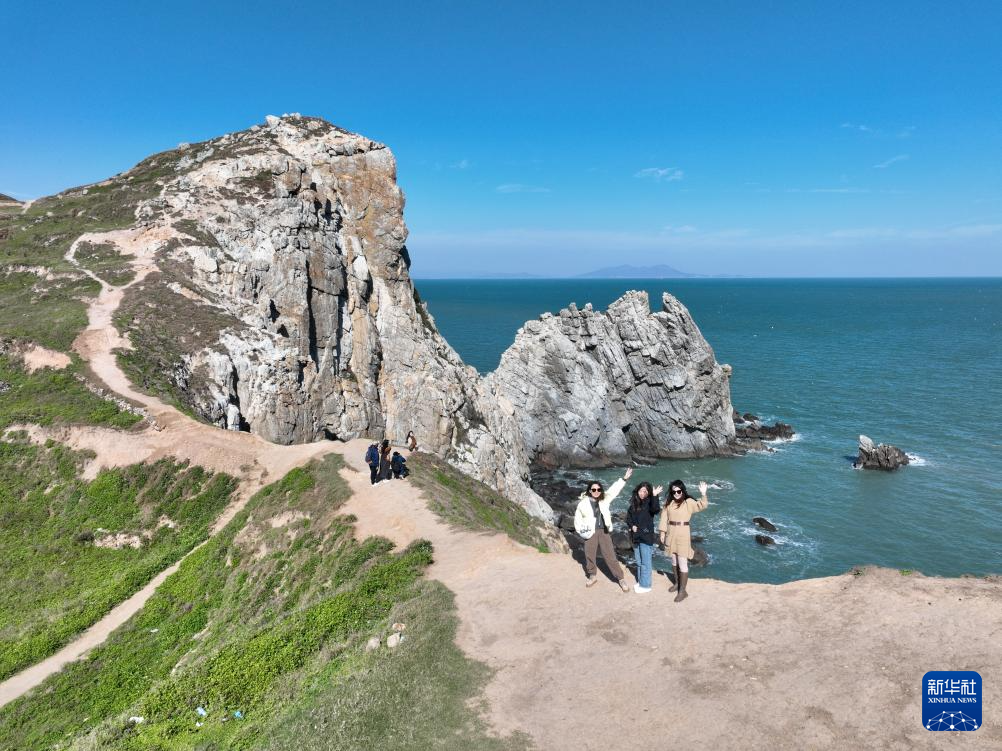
588, 487, 602, 493
671, 489, 683, 495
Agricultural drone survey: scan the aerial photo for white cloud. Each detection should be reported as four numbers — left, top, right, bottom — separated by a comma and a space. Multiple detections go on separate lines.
873, 154, 910, 169
841, 122, 873, 133
495, 183, 551, 194
450, 159, 470, 170
635, 167, 684, 182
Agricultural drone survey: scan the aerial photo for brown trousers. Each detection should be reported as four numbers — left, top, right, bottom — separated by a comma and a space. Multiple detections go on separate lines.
583, 529, 624, 580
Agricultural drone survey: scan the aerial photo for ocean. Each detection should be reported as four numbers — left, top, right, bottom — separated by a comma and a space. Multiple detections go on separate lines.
415, 278, 1002, 584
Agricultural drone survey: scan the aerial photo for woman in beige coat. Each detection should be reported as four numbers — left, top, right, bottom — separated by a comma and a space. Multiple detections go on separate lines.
658, 479, 708, 602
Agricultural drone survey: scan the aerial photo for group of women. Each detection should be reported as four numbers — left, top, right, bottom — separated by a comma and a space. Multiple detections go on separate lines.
573, 467, 709, 602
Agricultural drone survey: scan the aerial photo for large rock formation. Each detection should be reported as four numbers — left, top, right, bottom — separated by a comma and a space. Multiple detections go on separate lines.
487, 291, 735, 467
48, 114, 741, 520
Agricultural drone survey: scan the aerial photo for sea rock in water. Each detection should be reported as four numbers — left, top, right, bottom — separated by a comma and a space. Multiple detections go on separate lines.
736, 420, 795, 442
752, 516, 778, 532
755, 534, 776, 546
487, 291, 736, 467
856, 435, 910, 471
690, 546, 709, 566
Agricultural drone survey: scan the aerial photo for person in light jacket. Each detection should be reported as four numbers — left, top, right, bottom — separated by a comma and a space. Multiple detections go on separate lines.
574, 467, 633, 591
658, 479, 709, 602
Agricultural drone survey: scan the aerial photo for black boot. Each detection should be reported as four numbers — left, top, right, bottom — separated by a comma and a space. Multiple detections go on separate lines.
668, 565, 679, 592
674, 572, 688, 602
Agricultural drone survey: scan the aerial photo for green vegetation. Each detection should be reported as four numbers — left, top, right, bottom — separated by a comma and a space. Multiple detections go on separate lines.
0, 354, 140, 431
0, 271, 99, 351
74, 240, 136, 286
0, 434, 235, 680
114, 271, 244, 415
409, 452, 550, 552
0, 455, 526, 751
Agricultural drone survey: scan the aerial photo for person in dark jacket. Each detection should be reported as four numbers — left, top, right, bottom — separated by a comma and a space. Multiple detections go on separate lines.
390, 451, 409, 478
377, 439, 393, 482
364, 443, 380, 485
626, 481, 663, 593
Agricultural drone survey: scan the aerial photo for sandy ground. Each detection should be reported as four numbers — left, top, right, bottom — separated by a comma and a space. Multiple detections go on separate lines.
19, 343, 71, 372
339, 441, 1002, 750
1, 225, 999, 749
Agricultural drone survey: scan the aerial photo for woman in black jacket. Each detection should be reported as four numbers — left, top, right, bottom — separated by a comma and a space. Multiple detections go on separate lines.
626, 481, 663, 593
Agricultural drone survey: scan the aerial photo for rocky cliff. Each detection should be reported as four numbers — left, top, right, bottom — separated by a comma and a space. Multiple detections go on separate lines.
487, 291, 735, 467
11, 114, 740, 520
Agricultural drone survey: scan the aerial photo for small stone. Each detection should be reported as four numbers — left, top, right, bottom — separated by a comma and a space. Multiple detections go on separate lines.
364, 636, 380, 652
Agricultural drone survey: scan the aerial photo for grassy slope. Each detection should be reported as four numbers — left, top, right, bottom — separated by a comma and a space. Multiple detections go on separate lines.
0, 456, 528, 751
0, 151, 180, 352
0, 434, 235, 681
409, 452, 550, 552
0, 354, 141, 432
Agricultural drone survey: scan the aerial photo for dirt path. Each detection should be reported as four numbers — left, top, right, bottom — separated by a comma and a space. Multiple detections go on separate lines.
0, 227, 336, 708
338, 441, 1002, 750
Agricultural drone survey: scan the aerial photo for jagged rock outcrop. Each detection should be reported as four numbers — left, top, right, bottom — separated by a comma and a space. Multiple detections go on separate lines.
110, 114, 548, 518
856, 435, 910, 471
51, 114, 743, 520
486, 291, 736, 468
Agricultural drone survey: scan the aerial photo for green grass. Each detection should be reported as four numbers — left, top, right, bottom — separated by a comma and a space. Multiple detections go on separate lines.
0, 455, 529, 751
74, 241, 136, 286
0, 354, 141, 431
0, 145, 185, 352
0, 434, 235, 680
0, 271, 99, 352
408, 452, 550, 552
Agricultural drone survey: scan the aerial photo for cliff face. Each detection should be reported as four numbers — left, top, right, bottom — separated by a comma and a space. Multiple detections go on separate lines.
122, 115, 546, 517
50, 114, 737, 519
487, 291, 736, 468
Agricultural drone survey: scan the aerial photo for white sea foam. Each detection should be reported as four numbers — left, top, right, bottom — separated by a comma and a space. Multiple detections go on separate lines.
906, 453, 929, 467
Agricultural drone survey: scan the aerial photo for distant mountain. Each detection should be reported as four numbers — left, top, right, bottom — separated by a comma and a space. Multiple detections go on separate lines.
0, 193, 21, 203
577, 264, 698, 279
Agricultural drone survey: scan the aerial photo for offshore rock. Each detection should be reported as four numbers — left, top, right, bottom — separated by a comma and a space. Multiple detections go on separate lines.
488, 291, 736, 468
856, 435, 910, 471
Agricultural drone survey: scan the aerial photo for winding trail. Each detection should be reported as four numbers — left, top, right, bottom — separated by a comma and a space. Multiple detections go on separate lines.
0, 226, 335, 707
1, 225, 1000, 748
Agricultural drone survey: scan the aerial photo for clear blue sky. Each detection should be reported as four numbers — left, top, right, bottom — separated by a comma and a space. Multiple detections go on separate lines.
2, 1, 1001, 276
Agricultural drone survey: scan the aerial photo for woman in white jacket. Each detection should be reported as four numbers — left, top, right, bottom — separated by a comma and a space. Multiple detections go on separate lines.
574, 467, 633, 591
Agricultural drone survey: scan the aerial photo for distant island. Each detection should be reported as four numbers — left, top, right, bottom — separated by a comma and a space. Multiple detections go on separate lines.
577, 263, 698, 279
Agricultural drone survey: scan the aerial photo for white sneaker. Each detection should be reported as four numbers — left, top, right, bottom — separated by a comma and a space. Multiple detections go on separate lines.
633, 584, 652, 594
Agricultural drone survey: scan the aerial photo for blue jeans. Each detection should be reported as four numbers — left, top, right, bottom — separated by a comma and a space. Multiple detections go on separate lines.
633, 542, 653, 588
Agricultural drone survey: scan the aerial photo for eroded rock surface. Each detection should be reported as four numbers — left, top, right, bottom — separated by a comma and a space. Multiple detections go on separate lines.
856, 434, 910, 471
487, 291, 736, 468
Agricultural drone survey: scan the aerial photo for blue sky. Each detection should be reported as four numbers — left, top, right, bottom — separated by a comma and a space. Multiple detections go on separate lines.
2, 1, 1001, 276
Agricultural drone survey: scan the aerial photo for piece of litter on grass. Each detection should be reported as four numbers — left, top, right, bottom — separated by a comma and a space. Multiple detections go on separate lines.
234, 710, 243, 719
196, 707, 207, 717
196, 721, 203, 728
128, 716, 144, 724
149, 628, 159, 634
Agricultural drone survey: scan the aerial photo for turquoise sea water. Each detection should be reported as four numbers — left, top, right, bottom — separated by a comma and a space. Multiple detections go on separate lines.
415, 278, 1002, 584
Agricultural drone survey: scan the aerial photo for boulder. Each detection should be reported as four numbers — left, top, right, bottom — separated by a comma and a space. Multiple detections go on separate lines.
611, 531, 633, 553
755, 534, 776, 546
856, 435, 910, 471
690, 546, 709, 567
752, 516, 778, 532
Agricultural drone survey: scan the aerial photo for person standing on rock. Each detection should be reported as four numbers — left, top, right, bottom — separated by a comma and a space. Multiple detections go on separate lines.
574, 468, 633, 592
377, 439, 393, 483
626, 481, 663, 594
406, 431, 418, 452
658, 480, 709, 602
